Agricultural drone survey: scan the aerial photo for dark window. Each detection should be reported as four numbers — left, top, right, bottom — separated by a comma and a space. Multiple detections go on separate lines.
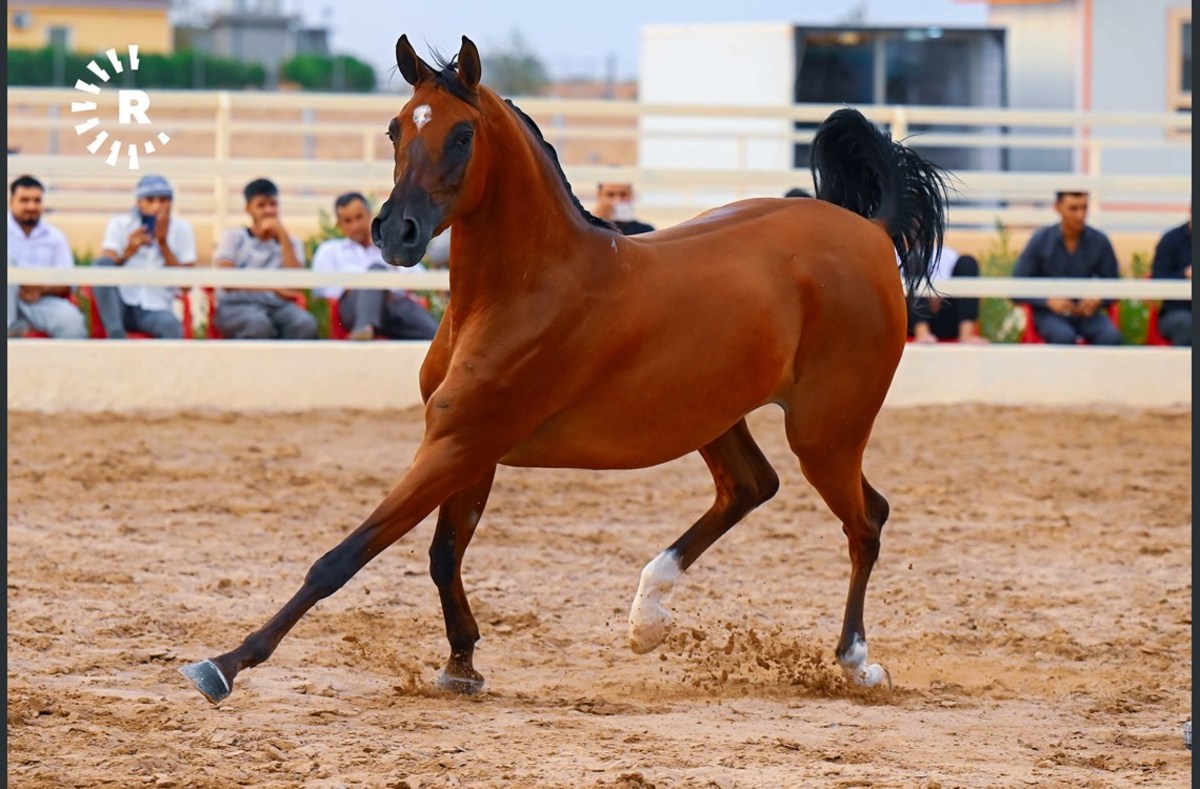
47, 25, 70, 51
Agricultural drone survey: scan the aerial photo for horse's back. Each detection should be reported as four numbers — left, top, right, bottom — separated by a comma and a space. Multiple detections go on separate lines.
620, 196, 905, 342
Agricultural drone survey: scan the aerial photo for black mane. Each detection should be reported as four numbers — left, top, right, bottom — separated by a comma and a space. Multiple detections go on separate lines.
428, 51, 615, 231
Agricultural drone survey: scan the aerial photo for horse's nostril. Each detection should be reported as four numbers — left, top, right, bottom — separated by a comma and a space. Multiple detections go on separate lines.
401, 217, 420, 246
370, 217, 383, 245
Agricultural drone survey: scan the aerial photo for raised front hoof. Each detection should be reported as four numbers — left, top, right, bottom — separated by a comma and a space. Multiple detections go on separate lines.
435, 669, 485, 695
179, 659, 233, 705
842, 662, 893, 691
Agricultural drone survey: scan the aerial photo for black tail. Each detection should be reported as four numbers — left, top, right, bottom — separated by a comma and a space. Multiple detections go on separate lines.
809, 107, 949, 302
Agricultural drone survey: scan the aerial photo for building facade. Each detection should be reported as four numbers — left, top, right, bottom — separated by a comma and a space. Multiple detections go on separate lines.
8, 0, 172, 54
984, 0, 1190, 174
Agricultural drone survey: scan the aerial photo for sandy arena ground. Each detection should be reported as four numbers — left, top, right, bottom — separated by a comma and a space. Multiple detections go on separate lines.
6, 404, 1192, 788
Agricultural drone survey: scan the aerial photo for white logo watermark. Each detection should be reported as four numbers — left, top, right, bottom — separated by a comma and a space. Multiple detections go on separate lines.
71, 45, 170, 170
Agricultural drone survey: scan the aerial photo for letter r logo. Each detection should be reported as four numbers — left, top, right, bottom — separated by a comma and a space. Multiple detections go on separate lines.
118, 90, 152, 124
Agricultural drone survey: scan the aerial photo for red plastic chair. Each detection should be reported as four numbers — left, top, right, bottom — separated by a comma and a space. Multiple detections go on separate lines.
326, 295, 399, 341
15, 292, 83, 339
79, 286, 194, 340
1144, 305, 1171, 346
327, 297, 348, 340
1019, 302, 1120, 345
203, 288, 308, 339
1018, 303, 1046, 344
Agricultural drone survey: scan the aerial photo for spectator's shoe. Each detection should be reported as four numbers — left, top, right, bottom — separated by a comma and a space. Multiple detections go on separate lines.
349, 325, 375, 342
7, 319, 31, 338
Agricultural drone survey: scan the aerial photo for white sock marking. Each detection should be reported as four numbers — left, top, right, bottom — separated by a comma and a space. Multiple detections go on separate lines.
629, 550, 682, 654
837, 635, 891, 688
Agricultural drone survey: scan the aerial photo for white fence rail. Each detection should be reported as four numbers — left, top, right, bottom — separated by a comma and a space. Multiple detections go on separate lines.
6, 267, 1192, 301
7, 88, 1191, 239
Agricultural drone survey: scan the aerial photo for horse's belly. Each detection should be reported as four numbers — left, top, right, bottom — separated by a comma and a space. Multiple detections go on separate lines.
500, 345, 789, 470
500, 409, 748, 469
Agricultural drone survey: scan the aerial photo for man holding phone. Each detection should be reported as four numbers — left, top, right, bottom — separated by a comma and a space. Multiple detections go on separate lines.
94, 174, 195, 338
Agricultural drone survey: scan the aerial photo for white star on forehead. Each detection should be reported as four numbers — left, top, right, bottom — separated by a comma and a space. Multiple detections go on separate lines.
413, 105, 432, 131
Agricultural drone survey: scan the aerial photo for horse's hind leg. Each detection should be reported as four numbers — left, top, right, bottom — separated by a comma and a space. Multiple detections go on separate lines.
429, 465, 496, 694
629, 418, 779, 653
784, 401, 892, 689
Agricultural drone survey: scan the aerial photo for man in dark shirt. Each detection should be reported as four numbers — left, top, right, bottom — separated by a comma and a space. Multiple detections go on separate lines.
595, 182, 655, 236
1013, 191, 1122, 345
1150, 210, 1191, 347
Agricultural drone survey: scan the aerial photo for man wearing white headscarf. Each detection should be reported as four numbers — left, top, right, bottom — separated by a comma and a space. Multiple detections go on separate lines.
93, 173, 195, 339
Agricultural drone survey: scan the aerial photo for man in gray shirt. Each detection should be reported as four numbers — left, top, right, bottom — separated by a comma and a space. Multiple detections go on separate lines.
213, 178, 318, 339
1013, 191, 1122, 345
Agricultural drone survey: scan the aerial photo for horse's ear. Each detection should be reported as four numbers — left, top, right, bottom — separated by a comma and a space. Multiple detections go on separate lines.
457, 36, 482, 92
396, 35, 433, 86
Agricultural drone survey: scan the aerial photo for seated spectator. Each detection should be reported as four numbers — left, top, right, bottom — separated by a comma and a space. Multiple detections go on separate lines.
1150, 208, 1191, 347
1012, 191, 1122, 345
92, 174, 194, 339
312, 192, 438, 341
908, 245, 988, 343
7, 174, 87, 339
213, 178, 317, 340
595, 182, 654, 235
784, 187, 812, 198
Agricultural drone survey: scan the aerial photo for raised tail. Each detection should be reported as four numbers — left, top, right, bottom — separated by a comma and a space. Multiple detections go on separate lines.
809, 107, 949, 302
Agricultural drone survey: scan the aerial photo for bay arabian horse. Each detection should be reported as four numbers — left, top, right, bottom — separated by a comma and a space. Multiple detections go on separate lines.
182, 35, 948, 703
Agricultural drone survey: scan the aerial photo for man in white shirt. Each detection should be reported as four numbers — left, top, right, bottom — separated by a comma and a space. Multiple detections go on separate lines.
93, 174, 195, 338
7, 175, 88, 339
312, 192, 438, 341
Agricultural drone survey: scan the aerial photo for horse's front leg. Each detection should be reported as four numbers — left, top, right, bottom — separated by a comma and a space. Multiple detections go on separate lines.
429, 465, 497, 694
180, 439, 494, 704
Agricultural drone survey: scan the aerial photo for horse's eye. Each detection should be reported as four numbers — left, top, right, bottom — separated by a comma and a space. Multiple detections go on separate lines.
456, 133, 473, 148
386, 129, 396, 143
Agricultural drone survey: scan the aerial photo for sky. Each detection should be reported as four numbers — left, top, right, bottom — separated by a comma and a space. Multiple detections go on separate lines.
186, 0, 988, 86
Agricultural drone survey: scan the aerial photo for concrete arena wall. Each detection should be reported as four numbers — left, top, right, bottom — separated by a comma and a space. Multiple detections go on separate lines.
7, 342, 1191, 413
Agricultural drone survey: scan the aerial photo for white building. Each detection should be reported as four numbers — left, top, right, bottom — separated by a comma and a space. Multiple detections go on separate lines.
985, 0, 1190, 174
638, 0, 1191, 186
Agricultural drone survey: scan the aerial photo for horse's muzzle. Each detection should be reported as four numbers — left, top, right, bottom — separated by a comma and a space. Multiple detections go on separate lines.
372, 193, 436, 267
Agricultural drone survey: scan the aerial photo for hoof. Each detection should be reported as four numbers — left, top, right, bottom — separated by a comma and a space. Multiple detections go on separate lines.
628, 604, 673, 655
436, 670, 485, 695
844, 662, 892, 690
179, 659, 232, 704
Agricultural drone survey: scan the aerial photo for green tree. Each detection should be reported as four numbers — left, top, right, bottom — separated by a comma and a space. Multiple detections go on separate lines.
481, 31, 549, 96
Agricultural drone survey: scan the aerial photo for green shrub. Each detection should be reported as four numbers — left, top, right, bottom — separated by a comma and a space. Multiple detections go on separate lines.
7, 48, 266, 89
978, 221, 1025, 343
1114, 251, 1153, 345
300, 208, 342, 338
279, 54, 376, 92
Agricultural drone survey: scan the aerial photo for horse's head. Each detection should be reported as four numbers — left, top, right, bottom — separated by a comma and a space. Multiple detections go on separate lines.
372, 35, 485, 267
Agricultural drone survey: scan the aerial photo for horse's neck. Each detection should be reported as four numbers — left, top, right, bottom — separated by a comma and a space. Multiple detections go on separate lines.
448, 95, 594, 310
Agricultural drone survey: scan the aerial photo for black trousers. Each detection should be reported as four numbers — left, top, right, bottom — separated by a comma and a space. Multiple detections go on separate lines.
907, 254, 981, 340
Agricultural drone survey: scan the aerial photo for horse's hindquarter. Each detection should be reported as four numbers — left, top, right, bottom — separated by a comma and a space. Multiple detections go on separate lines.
503, 200, 906, 469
